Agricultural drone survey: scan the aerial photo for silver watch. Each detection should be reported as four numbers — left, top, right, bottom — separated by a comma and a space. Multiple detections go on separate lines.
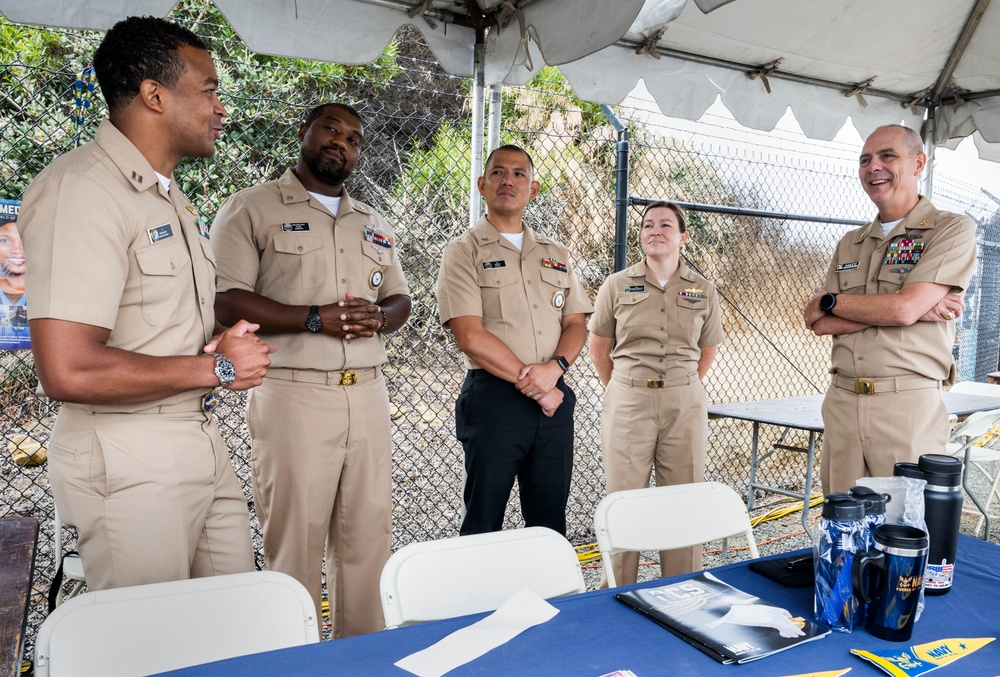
212, 353, 236, 387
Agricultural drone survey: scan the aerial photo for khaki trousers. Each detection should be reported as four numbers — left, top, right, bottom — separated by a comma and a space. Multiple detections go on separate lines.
248, 371, 391, 638
820, 381, 947, 494
48, 405, 254, 591
600, 376, 707, 586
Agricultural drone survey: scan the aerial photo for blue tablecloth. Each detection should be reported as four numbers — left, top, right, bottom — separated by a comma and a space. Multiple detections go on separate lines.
163, 534, 1000, 676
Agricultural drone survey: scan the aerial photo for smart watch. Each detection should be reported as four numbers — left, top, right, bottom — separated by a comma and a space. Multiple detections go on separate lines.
552, 355, 570, 373
305, 305, 323, 333
819, 292, 838, 314
212, 353, 236, 387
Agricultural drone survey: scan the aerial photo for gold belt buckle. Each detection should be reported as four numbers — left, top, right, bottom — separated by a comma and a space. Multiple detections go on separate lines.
647, 379, 664, 389
855, 379, 876, 395
339, 371, 358, 386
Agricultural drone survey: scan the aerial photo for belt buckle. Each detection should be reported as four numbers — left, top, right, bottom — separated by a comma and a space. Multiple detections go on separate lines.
201, 391, 219, 412
855, 379, 876, 395
340, 371, 358, 386
647, 379, 664, 389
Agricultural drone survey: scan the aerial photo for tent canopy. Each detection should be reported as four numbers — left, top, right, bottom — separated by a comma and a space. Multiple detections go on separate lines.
3, 0, 999, 159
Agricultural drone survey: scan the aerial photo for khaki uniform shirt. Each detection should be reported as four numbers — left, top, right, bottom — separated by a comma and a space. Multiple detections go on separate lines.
21, 120, 216, 411
211, 168, 408, 370
822, 196, 977, 382
437, 216, 593, 370
590, 259, 723, 381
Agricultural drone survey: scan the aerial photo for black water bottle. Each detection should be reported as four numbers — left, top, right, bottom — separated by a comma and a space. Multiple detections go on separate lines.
917, 454, 963, 595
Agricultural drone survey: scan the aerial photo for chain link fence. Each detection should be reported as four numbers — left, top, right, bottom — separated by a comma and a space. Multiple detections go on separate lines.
3, 13, 999, 652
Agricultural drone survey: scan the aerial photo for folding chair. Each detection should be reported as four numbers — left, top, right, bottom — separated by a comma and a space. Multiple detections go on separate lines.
379, 526, 586, 628
34, 571, 318, 676
50, 507, 86, 607
945, 407, 1000, 540
595, 482, 759, 587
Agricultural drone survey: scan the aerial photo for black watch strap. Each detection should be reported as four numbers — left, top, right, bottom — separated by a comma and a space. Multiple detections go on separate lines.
553, 355, 570, 373
305, 305, 323, 333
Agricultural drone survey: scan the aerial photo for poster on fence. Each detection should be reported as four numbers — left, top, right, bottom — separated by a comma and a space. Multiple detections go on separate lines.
0, 198, 30, 350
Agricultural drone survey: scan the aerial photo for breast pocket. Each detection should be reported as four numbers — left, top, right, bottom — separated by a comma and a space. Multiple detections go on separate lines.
272, 233, 325, 290
478, 267, 522, 318
835, 269, 868, 294
876, 264, 910, 293
675, 295, 707, 330
539, 268, 570, 316
616, 292, 650, 328
361, 243, 388, 294
135, 242, 195, 327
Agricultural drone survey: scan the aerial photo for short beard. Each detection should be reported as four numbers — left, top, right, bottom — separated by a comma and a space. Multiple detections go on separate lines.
303, 146, 352, 187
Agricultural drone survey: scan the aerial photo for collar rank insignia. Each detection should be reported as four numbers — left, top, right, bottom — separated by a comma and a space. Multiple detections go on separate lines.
679, 288, 706, 299
541, 257, 567, 272
624, 285, 645, 292
884, 238, 923, 265
364, 229, 392, 248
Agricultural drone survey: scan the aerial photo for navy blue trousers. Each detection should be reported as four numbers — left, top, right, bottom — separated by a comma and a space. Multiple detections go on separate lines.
456, 369, 576, 536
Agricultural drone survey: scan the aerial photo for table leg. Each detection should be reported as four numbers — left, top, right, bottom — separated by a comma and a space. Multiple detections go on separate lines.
746, 422, 761, 511
801, 432, 818, 540
963, 447, 992, 540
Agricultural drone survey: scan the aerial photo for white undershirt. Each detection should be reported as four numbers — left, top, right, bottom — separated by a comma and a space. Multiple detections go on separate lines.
500, 231, 524, 251
154, 171, 171, 193
309, 192, 342, 216
881, 218, 903, 237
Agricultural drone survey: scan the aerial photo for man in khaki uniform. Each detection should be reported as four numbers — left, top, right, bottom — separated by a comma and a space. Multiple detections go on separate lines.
589, 201, 722, 584
805, 124, 977, 494
437, 145, 592, 536
20, 16, 273, 591
212, 103, 411, 638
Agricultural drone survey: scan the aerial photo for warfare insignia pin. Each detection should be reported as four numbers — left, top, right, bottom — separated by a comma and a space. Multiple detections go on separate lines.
552, 291, 565, 310
369, 269, 384, 289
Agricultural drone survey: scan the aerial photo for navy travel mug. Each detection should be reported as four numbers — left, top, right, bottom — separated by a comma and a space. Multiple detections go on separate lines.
852, 524, 928, 641
814, 494, 866, 631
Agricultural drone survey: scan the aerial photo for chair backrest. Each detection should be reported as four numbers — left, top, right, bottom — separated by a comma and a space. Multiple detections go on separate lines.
949, 381, 1000, 398
34, 570, 318, 677
379, 526, 585, 628
595, 482, 759, 587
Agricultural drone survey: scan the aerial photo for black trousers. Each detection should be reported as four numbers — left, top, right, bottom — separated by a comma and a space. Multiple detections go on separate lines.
455, 369, 576, 536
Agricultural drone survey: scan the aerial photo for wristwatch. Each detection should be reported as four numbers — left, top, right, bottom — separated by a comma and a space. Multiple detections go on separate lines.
212, 353, 236, 387
305, 305, 323, 333
819, 293, 838, 314
552, 355, 571, 373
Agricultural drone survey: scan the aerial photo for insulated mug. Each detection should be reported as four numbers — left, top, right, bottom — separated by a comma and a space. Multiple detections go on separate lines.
851, 524, 928, 642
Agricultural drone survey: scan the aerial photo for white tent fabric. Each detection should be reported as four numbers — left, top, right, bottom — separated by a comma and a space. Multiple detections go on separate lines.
3, 0, 999, 159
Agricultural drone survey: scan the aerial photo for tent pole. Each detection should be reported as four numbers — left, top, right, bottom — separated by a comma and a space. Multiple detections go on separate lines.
922, 106, 937, 199
600, 104, 630, 273
487, 84, 502, 158
470, 42, 486, 227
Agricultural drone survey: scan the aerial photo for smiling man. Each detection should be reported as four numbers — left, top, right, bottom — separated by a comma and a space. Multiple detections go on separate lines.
804, 124, 977, 493
437, 145, 592, 537
19, 16, 273, 591
211, 102, 411, 638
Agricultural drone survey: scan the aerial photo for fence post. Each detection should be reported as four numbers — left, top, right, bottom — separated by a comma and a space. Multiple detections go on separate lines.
600, 104, 629, 273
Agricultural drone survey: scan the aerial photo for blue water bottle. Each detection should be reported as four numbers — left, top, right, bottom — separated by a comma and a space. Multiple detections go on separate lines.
814, 493, 867, 631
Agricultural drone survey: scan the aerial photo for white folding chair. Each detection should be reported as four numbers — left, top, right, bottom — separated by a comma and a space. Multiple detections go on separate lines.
379, 526, 586, 628
948, 381, 1000, 398
595, 482, 760, 587
51, 507, 86, 606
34, 570, 318, 677
945, 407, 1000, 539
